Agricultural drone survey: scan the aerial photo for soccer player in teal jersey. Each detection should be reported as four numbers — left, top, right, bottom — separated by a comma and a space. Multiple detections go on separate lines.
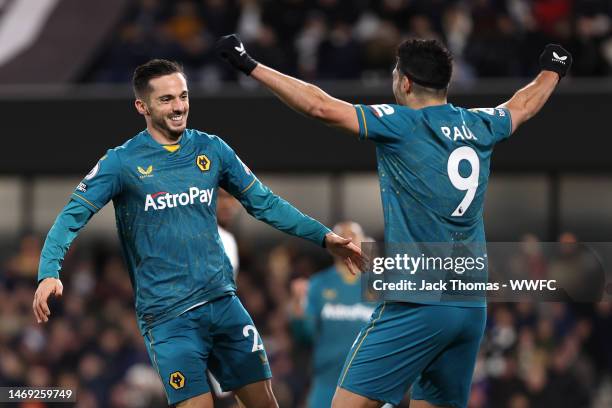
32, 59, 365, 408
217, 35, 572, 408
290, 222, 378, 408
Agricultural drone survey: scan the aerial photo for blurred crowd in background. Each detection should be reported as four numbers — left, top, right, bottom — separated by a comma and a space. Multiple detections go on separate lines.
1, 230, 611, 408
86, 0, 612, 85
2, 1, 612, 408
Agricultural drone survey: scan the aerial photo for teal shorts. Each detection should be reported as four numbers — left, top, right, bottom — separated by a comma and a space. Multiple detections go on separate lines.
143, 295, 272, 405
338, 302, 486, 408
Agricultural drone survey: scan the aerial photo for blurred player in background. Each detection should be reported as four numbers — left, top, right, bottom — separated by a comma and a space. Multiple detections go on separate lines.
290, 221, 380, 408
32, 59, 364, 408
217, 35, 572, 408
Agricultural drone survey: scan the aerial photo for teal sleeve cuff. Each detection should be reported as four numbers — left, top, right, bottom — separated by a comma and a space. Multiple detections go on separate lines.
238, 180, 331, 247
354, 104, 368, 140
38, 200, 94, 283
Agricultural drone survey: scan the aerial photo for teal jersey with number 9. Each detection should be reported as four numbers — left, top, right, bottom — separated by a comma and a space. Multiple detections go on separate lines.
355, 103, 512, 304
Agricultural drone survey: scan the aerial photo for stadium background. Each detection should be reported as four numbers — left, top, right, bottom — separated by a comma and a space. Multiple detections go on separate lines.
1, 0, 612, 407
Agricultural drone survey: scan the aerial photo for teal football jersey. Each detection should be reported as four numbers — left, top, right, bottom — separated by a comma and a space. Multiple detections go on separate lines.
72, 129, 256, 331
355, 103, 511, 244
355, 103, 511, 306
305, 267, 374, 391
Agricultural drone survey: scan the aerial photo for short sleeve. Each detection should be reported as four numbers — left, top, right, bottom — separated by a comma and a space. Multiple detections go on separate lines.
469, 107, 512, 143
217, 138, 257, 197
71, 149, 122, 212
354, 103, 414, 143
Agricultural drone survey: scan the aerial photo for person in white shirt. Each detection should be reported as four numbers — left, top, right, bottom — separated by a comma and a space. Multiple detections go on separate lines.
217, 188, 241, 276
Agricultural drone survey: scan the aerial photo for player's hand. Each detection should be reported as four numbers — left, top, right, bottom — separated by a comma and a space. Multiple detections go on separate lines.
539, 44, 572, 79
33, 277, 63, 323
324, 232, 367, 275
215, 34, 258, 76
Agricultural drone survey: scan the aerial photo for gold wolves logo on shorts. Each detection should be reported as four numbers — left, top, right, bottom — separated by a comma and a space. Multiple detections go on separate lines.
196, 154, 210, 172
169, 371, 185, 389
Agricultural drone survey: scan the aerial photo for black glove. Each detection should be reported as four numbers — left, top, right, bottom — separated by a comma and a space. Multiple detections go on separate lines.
539, 44, 572, 78
215, 34, 258, 76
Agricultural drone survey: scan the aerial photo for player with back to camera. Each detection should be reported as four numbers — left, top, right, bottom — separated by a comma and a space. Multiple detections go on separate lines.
216, 35, 572, 408
32, 59, 365, 408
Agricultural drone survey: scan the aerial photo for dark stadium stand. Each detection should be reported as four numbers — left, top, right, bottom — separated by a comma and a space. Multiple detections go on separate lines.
0, 1, 611, 407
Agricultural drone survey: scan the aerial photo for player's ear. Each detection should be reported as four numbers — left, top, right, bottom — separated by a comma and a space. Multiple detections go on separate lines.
135, 98, 149, 116
402, 75, 411, 94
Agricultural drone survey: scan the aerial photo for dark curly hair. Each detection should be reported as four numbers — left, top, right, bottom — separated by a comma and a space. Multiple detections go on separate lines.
397, 39, 453, 94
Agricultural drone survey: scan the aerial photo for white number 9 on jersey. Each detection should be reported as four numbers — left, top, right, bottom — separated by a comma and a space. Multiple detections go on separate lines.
447, 146, 479, 217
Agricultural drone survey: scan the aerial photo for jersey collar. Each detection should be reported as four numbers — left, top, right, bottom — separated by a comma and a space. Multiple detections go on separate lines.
419, 102, 453, 111
142, 129, 193, 151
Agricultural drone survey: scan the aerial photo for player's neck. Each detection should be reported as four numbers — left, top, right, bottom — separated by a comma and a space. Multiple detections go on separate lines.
406, 97, 447, 110
147, 126, 182, 145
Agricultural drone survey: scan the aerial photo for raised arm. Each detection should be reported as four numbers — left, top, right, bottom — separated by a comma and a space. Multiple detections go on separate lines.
499, 44, 572, 134
216, 34, 359, 135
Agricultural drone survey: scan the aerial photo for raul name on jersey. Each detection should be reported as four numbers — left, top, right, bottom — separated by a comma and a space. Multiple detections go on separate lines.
440, 125, 477, 141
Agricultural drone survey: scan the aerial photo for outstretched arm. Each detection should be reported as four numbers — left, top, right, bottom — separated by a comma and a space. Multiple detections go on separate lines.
237, 180, 365, 271
499, 44, 572, 134
216, 34, 359, 135
251, 65, 359, 134
498, 71, 559, 134
238, 180, 330, 246
218, 137, 365, 271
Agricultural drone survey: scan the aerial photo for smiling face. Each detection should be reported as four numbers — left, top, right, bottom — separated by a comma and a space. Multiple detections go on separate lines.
135, 73, 189, 141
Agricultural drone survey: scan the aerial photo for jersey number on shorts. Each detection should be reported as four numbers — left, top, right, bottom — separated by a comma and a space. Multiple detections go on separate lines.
243, 324, 264, 352
447, 146, 479, 217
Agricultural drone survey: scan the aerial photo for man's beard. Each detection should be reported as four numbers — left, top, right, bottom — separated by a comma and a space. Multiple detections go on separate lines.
153, 113, 185, 141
